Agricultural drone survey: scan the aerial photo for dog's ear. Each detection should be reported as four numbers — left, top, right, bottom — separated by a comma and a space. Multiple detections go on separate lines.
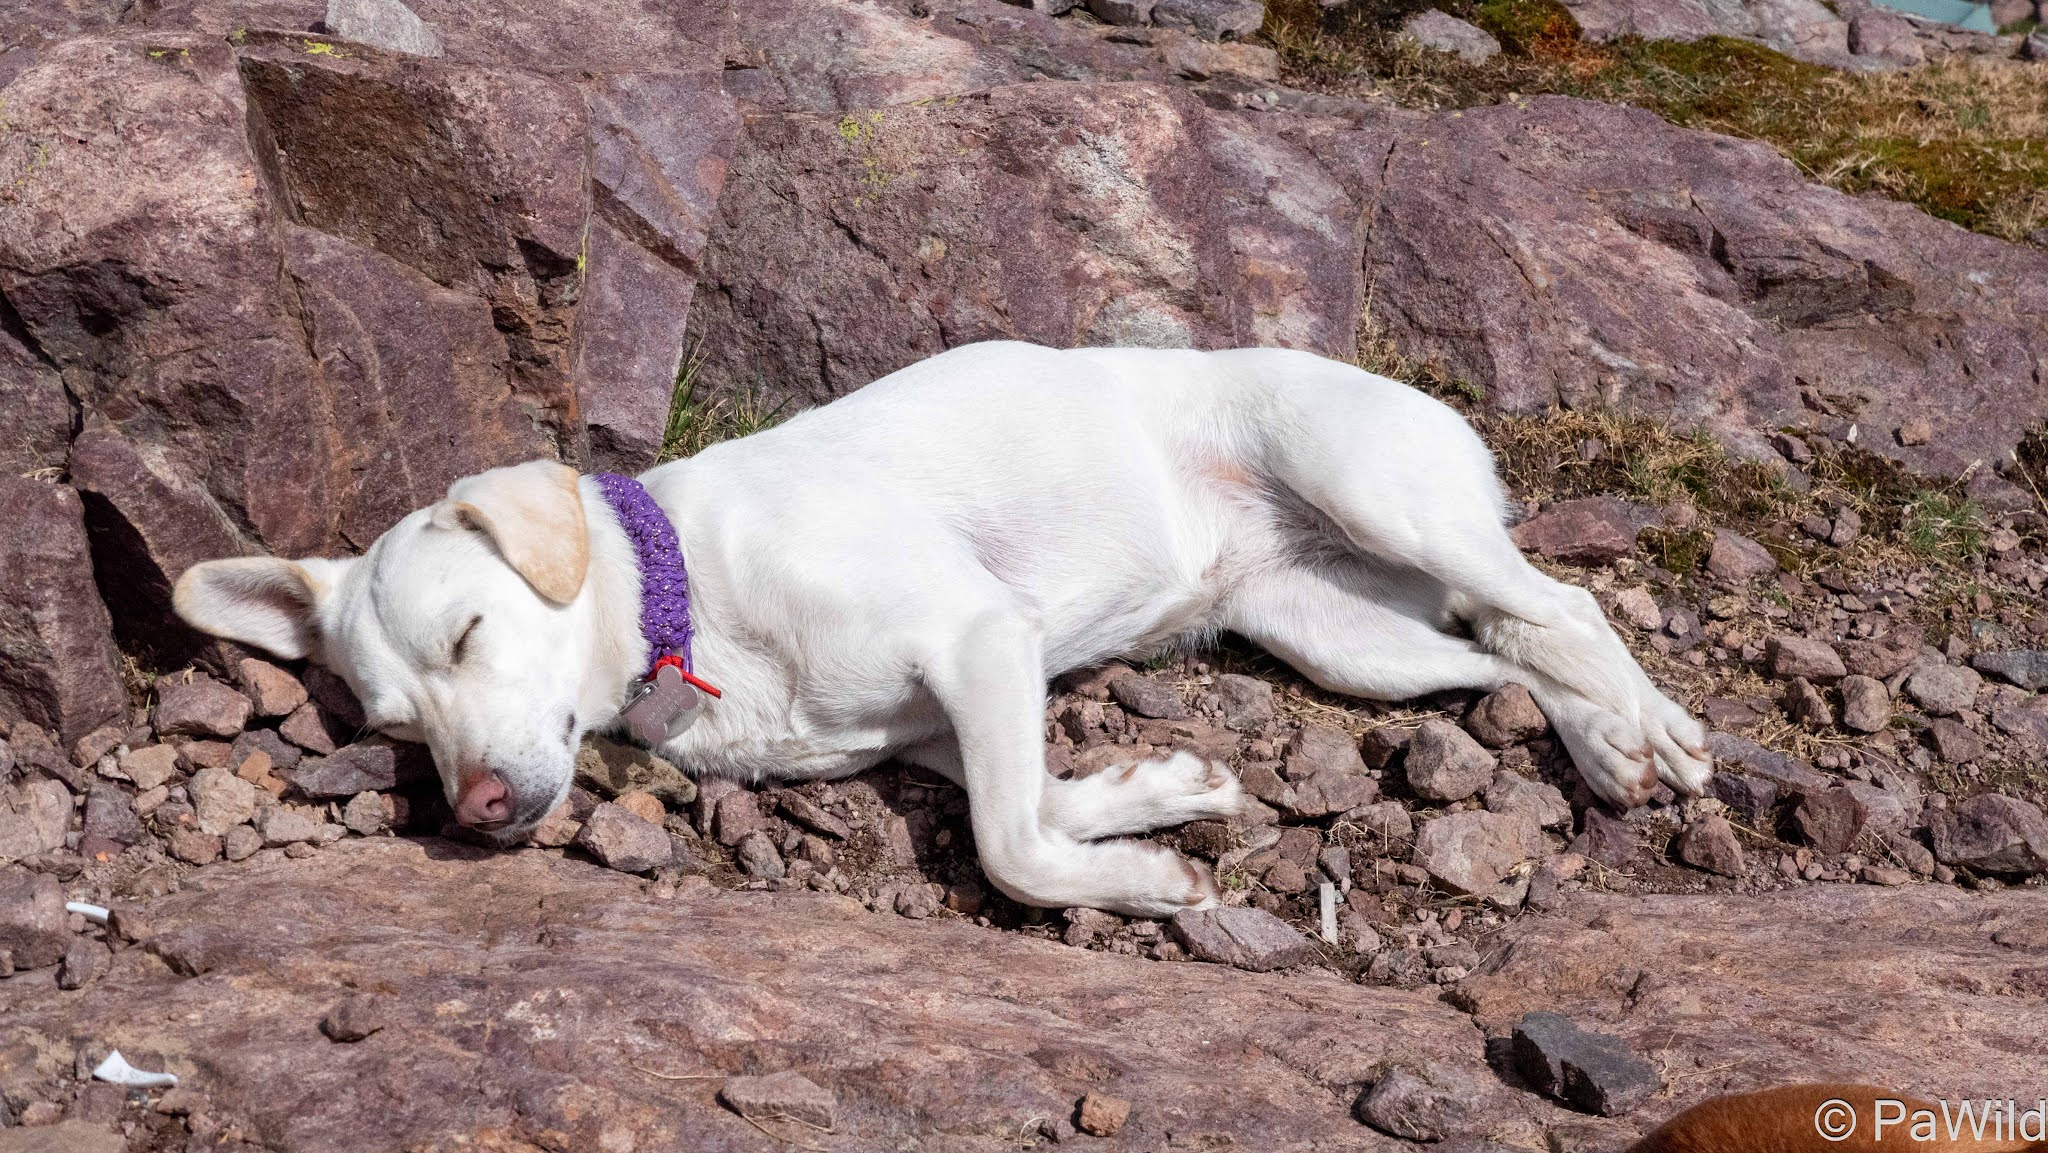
433, 460, 589, 604
172, 556, 352, 660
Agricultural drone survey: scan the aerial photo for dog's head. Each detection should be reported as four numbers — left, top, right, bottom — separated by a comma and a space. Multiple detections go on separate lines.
173, 461, 604, 838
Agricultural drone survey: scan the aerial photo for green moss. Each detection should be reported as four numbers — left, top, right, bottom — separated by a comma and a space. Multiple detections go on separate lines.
1262, 0, 2048, 242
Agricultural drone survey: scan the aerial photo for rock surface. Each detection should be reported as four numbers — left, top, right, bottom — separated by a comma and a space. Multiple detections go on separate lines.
0, 481, 126, 746
0, 839, 1562, 1151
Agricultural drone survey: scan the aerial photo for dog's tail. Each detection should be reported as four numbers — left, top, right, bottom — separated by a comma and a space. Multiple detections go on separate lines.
1631, 1084, 2048, 1153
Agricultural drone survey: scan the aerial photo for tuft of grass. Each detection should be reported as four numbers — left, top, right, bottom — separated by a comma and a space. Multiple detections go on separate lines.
1263, 0, 2048, 242
1897, 491, 1985, 557
655, 349, 787, 463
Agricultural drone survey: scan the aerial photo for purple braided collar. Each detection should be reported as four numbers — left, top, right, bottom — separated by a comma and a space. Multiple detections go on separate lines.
592, 472, 695, 676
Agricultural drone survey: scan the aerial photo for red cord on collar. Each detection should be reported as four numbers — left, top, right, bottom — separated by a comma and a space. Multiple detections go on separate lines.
651, 652, 722, 698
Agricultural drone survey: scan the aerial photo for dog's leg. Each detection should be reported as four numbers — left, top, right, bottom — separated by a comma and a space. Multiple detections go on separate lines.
1262, 384, 1710, 804
1041, 750, 1245, 840
1222, 561, 1522, 701
920, 610, 1218, 917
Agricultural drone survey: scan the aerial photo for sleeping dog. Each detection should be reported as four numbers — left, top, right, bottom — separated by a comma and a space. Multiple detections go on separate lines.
174, 341, 1712, 915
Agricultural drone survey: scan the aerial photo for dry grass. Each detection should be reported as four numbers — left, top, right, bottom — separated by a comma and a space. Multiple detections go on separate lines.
1266, 0, 2048, 242
655, 348, 787, 463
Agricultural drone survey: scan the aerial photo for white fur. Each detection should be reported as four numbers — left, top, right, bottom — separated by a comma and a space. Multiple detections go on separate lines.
174, 342, 1711, 916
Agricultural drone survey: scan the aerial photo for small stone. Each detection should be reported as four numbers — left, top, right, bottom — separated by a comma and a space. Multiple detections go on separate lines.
167, 829, 223, 865
1705, 530, 1777, 583
575, 803, 673, 873
1612, 587, 1663, 631
1398, 8, 1501, 63
1404, 721, 1496, 803
1992, 698, 2048, 750
1465, 684, 1548, 747
614, 790, 666, 825
1354, 1064, 1499, 1141
1971, 650, 2048, 692
117, 745, 180, 792
892, 883, 941, 919
324, 0, 444, 56
57, 936, 108, 989
236, 658, 308, 718
1928, 793, 2048, 875
0, 779, 73, 862
177, 739, 233, 772
774, 792, 852, 840
1411, 810, 1544, 894
719, 1071, 836, 1130
1838, 675, 1893, 734
1840, 628, 1924, 680
188, 766, 257, 836
1168, 905, 1316, 971
1088, 0, 1156, 23
1571, 808, 1637, 870
320, 995, 387, 1042
1710, 772, 1778, 824
0, 869, 70, 969
1765, 636, 1845, 682
1212, 674, 1275, 731
736, 830, 786, 879
1263, 856, 1309, 893
295, 740, 403, 798
153, 676, 253, 738
253, 805, 319, 847
1509, 495, 1641, 566
1928, 718, 1985, 764
1348, 800, 1414, 843
1904, 665, 1982, 717
1781, 677, 1833, 729
18, 1102, 61, 1126
1511, 1011, 1659, 1116
80, 780, 144, 857
223, 824, 262, 861
1283, 723, 1363, 780
1705, 733, 1830, 797
1077, 1093, 1131, 1137
1675, 814, 1746, 878
714, 789, 768, 847
526, 801, 580, 848
71, 724, 126, 769
1359, 725, 1412, 769
1149, 0, 1265, 40
1897, 417, 1932, 446
342, 791, 390, 836
1109, 673, 1186, 720
1795, 788, 1866, 855
1862, 864, 1911, 886
278, 703, 338, 754
1828, 508, 1862, 547
573, 736, 697, 808
1063, 906, 1121, 947
1483, 772, 1570, 829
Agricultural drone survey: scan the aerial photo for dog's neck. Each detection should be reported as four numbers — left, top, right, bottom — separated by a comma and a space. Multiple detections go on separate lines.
576, 475, 662, 729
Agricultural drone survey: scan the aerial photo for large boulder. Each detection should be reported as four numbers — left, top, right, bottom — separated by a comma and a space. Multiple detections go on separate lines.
0, 479, 126, 745
687, 80, 1362, 414
0, 6, 740, 657
1314, 95, 2048, 470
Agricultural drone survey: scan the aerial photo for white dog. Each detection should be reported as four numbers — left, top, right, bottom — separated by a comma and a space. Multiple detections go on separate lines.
174, 342, 1711, 916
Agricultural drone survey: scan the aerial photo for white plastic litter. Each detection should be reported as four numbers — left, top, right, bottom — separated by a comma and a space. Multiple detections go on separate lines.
1318, 882, 1338, 945
65, 901, 110, 925
92, 1051, 178, 1089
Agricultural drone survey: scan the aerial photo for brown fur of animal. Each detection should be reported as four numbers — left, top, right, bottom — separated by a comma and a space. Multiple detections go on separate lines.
1633, 1084, 2048, 1153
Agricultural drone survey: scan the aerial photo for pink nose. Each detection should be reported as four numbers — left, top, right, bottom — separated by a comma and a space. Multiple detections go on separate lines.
454, 771, 513, 828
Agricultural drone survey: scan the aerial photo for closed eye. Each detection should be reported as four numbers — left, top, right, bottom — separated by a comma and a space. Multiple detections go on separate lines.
451, 614, 482, 666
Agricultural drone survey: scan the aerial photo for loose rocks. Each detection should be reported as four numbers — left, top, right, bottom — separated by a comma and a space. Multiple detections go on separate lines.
1405, 721, 1497, 803
1411, 811, 1544, 894
1169, 906, 1316, 972
1511, 1011, 1658, 1116
575, 803, 673, 873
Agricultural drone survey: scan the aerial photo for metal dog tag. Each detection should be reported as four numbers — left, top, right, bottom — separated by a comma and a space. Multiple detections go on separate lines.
620, 664, 704, 746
